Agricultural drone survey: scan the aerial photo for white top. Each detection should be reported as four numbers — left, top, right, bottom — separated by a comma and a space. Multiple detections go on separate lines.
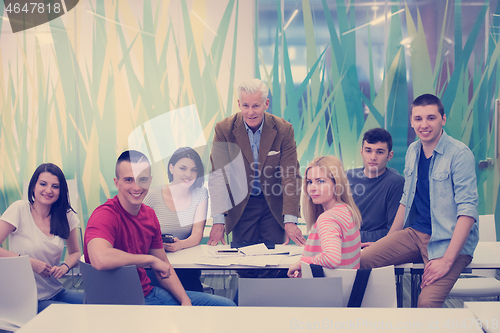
143, 187, 208, 240
1, 200, 80, 300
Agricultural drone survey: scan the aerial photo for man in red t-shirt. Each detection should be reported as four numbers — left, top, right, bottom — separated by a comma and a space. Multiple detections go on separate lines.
84, 150, 234, 306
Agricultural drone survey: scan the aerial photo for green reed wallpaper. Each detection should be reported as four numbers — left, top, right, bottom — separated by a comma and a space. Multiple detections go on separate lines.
0, 0, 498, 238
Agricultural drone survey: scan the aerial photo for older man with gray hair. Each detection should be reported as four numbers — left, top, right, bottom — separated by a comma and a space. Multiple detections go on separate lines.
208, 78, 305, 249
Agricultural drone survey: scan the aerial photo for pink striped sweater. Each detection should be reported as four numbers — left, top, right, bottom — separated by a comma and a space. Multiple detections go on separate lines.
301, 203, 360, 269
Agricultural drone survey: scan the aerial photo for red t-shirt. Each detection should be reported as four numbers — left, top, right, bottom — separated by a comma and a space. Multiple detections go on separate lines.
84, 196, 163, 296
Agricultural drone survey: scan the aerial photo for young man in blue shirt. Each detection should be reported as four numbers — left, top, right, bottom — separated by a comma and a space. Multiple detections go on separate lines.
360, 94, 479, 308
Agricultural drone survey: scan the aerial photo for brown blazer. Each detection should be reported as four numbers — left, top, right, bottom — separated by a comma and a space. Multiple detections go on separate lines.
209, 112, 301, 234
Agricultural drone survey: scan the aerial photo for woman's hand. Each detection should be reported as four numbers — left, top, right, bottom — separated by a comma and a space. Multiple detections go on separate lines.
50, 265, 69, 279
163, 237, 183, 252
287, 260, 302, 278
30, 257, 53, 278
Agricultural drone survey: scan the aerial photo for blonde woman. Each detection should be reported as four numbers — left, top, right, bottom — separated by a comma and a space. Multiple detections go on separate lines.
288, 156, 361, 278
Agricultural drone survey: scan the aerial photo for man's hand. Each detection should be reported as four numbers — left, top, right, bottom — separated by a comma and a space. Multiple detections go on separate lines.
30, 258, 52, 278
151, 257, 172, 279
284, 223, 306, 246
180, 299, 192, 306
421, 258, 452, 289
361, 242, 374, 249
207, 224, 227, 245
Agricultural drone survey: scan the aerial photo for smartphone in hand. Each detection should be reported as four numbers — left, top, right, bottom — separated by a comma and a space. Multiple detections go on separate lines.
162, 234, 175, 243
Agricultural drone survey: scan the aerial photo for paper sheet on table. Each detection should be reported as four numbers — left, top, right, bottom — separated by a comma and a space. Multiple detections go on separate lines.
239, 243, 290, 256
193, 254, 287, 267
274, 245, 303, 256
236, 255, 285, 267
193, 256, 241, 266
205, 246, 244, 258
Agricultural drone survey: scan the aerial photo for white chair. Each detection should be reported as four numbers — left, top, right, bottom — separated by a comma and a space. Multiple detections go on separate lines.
301, 263, 397, 307
448, 214, 500, 299
0, 256, 37, 331
238, 276, 343, 307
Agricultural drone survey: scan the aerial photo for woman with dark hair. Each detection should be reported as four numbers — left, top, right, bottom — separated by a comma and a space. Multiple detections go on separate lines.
144, 147, 207, 292
0, 163, 83, 312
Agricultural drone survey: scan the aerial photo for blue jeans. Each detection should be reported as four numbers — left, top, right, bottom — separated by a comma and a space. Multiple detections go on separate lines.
146, 268, 203, 292
144, 286, 235, 306
38, 288, 84, 312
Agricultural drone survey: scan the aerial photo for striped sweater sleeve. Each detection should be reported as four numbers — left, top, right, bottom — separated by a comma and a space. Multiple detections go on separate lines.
306, 216, 343, 269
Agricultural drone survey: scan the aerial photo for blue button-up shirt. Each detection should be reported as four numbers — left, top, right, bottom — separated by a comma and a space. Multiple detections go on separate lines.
244, 119, 264, 195
400, 130, 479, 260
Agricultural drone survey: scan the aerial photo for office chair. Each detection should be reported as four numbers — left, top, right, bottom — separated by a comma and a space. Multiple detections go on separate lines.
238, 276, 343, 307
448, 214, 500, 300
79, 260, 145, 305
301, 263, 397, 307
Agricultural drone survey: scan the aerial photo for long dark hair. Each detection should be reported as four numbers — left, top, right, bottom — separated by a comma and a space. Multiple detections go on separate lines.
167, 147, 205, 189
27, 163, 75, 239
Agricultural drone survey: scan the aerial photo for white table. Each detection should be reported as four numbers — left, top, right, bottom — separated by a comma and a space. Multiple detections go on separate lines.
411, 242, 500, 270
464, 302, 500, 333
166, 244, 301, 269
410, 242, 500, 307
467, 242, 500, 268
18, 304, 484, 333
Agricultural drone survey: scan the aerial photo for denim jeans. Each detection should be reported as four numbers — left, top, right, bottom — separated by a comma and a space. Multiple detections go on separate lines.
144, 286, 235, 306
146, 268, 203, 292
38, 288, 84, 312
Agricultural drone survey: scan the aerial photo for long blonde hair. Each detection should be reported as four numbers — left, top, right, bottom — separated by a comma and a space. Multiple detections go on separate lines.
302, 155, 362, 232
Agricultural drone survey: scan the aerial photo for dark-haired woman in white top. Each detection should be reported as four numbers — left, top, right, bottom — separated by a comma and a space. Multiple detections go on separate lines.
144, 147, 207, 291
0, 163, 83, 312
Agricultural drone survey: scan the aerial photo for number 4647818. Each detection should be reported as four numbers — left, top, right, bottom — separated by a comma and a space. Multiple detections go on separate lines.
5, 2, 62, 14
